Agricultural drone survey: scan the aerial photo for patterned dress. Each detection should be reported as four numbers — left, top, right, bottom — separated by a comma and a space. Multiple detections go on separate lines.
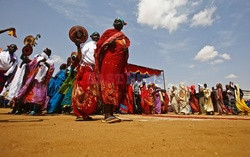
95, 29, 130, 107
17, 54, 54, 110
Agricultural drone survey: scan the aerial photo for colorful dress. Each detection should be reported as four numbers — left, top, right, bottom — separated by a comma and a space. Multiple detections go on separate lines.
161, 91, 169, 113
123, 83, 134, 113
234, 84, 250, 112
140, 85, 148, 113
58, 67, 77, 110
17, 53, 54, 110
189, 85, 200, 113
95, 28, 130, 107
47, 69, 67, 113
216, 84, 228, 114
48, 69, 67, 97
72, 64, 99, 118
71, 39, 100, 119
154, 90, 162, 114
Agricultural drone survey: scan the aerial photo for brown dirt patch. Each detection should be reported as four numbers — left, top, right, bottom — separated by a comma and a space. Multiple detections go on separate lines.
0, 108, 249, 157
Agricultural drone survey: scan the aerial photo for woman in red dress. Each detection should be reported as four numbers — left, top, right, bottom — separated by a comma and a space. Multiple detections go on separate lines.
95, 18, 130, 123
123, 81, 134, 114
189, 85, 200, 114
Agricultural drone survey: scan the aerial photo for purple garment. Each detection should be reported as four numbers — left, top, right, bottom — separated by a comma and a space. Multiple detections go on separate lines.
17, 57, 54, 110
16, 59, 40, 98
154, 92, 161, 114
28, 80, 50, 109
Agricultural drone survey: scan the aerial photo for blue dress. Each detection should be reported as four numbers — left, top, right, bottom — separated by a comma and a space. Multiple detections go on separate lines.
47, 69, 67, 113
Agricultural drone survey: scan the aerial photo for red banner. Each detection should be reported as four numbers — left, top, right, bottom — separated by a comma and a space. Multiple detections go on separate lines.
126, 63, 163, 76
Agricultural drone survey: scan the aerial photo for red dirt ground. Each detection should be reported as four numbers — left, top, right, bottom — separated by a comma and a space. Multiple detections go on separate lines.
0, 108, 250, 157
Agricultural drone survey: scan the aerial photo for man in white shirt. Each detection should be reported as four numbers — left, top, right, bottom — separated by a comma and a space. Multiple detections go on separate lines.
73, 31, 101, 121
0, 44, 18, 93
81, 31, 100, 66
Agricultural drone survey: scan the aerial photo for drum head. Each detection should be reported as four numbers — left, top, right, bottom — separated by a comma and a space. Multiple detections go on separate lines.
22, 44, 33, 56
69, 26, 88, 44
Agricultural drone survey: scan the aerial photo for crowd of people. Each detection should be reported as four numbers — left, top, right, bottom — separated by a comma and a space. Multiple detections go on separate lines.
0, 18, 250, 124
168, 82, 250, 115
0, 18, 131, 123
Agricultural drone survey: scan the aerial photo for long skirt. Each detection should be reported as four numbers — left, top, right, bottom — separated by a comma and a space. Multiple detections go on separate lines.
72, 65, 98, 118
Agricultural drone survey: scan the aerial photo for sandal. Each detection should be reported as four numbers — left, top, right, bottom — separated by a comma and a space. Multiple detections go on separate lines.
102, 116, 121, 123
75, 116, 93, 121
75, 117, 84, 121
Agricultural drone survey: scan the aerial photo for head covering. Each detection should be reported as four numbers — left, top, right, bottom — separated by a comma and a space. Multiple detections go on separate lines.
191, 85, 196, 94
71, 51, 77, 58
216, 83, 222, 89
7, 44, 18, 52
116, 17, 127, 26
90, 31, 100, 37
113, 17, 127, 30
43, 48, 51, 57
198, 83, 204, 88
172, 85, 177, 91
179, 82, 185, 90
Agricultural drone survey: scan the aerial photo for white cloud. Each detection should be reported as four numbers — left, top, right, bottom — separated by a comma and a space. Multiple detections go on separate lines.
210, 59, 224, 65
225, 74, 238, 79
41, 0, 91, 22
137, 0, 188, 32
194, 45, 218, 62
191, 7, 216, 27
51, 55, 64, 64
191, 0, 202, 7
188, 64, 195, 68
137, 0, 217, 32
219, 53, 231, 60
195, 45, 232, 65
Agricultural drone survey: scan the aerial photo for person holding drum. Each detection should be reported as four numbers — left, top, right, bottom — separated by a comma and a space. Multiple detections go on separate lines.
69, 26, 101, 121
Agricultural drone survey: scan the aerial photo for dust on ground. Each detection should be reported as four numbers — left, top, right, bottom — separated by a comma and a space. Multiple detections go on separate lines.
0, 108, 250, 157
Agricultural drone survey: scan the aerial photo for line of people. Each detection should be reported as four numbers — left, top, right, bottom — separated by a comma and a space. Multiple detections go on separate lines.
169, 82, 250, 115
1, 19, 249, 123
0, 18, 131, 123
120, 81, 250, 116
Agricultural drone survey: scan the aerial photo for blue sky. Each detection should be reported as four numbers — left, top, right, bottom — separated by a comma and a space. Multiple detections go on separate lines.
1, 0, 250, 90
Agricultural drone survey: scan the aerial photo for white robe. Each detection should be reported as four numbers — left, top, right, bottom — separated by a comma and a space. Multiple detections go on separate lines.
5, 63, 27, 100
170, 88, 179, 113
203, 88, 214, 112
0, 50, 18, 76
34, 53, 54, 83
178, 83, 191, 114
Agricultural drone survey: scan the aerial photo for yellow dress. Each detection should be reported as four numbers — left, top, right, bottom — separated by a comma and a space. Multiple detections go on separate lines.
234, 84, 250, 112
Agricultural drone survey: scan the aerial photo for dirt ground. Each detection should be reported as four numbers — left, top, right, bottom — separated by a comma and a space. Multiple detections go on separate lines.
0, 108, 250, 157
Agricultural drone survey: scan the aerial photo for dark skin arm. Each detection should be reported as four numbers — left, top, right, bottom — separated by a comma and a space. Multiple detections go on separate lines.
43, 61, 51, 69
37, 58, 51, 68
0, 27, 15, 34
75, 41, 82, 61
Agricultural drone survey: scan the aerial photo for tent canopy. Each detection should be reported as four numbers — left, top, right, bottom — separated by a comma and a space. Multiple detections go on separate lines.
126, 63, 163, 77
126, 63, 166, 89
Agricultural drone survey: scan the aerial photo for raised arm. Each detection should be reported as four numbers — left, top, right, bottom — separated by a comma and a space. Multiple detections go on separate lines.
0, 27, 15, 34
